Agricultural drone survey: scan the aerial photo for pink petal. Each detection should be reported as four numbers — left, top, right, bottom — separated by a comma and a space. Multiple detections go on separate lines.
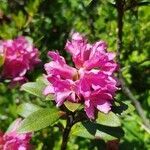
56, 91, 72, 106
65, 32, 91, 68
101, 61, 118, 75
45, 51, 76, 79
43, 85, 54, 95
84, 99, 95, 119
48, 51, 66, 64
107, 52, 116, 60
84, 52, 107, 70
89, 41, 107, 59
79, 78, 91, 97
96, 101, 111, 113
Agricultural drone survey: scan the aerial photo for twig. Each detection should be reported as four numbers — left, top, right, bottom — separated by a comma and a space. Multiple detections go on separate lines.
137, 121, 150, 134
137, 1, 150, 6
121, 59, 150, 72
125, 1, 150, 10
116, 0, 124, 59
119, 75, 150, 129
60, 109, 87, 150
115, 0, 150, 129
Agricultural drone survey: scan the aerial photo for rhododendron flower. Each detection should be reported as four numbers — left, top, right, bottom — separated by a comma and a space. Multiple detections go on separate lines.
44, 32, 118, 119
0, 36, 40, 84
0, 118, 32, 150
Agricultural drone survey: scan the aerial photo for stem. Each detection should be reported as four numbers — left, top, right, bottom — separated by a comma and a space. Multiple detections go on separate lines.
60, 110, 87, 150
115, 0, 150, 129
61, 114, 73, 150
116, 0, 124, 59
125, 2, 150, 10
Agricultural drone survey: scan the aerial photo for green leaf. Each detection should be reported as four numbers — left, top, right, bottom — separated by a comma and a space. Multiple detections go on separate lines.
0, 23, 17, 39
17, 103, 41, 118
83, 0, 93, 7
13, 11, 26, 29
25, 0, 42, 16
45, 95, 54, 101
64, 101, 82, 112
121, 101, 135, 115
36, 76, 49, 85
21, 77, 54, 100
18, 108, 64, 133
6, 119, 20, 133
0, 54, 5, 67
96, 111, 121, 127
21, 82, 46, 99
72, 121, 124, 142
112, 101, 135, 116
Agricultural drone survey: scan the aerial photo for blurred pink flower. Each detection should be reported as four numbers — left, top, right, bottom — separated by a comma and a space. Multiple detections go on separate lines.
44, 32, 118, 119
0, 36, 40, 84
0, 131, 4, 150
0, 119, 32, 150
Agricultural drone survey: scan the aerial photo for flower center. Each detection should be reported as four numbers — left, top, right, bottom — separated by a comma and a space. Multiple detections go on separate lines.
73, 71, 80, 81
72, 68, 85, 81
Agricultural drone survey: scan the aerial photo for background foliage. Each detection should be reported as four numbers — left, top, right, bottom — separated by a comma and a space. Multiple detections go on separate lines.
0, 0, 149, 149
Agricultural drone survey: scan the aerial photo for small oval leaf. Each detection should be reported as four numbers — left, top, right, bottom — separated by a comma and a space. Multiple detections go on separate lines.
21, 82, 45, 98
64, 101, 82, 112
71, 121, 124, 142
18, 108, 64, 133
17, 103, 41, 118
112, 101, 135, 116
96, 111, 121, 127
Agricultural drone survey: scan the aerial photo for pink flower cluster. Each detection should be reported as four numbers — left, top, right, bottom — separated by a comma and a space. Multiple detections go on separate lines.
0, 36, 40, 84
44, 32, 118, 119
0, 119, 32, 150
